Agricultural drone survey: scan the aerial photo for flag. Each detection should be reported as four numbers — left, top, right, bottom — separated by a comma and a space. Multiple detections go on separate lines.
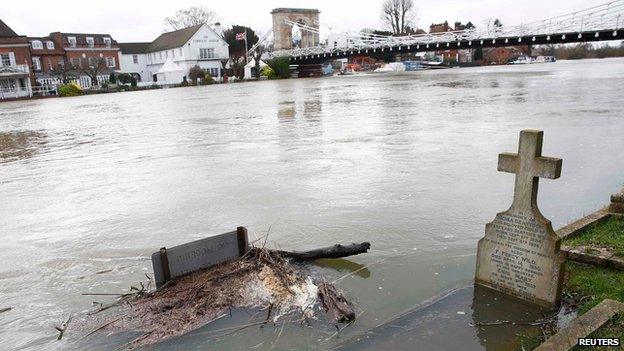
235, 32, 246, 41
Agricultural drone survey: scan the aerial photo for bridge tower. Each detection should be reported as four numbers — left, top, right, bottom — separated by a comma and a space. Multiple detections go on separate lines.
271, 8, 320, 50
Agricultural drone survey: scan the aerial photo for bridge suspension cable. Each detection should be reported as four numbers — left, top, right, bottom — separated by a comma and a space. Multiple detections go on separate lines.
266, 0, 624, 60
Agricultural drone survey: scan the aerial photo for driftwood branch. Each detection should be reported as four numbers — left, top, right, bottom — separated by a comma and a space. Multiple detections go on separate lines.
318, 282, 356, 322
258, 242, 371, 262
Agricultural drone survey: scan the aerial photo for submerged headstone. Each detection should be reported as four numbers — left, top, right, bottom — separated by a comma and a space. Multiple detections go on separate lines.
476, 130, 564, 308
152, 227, 249, 288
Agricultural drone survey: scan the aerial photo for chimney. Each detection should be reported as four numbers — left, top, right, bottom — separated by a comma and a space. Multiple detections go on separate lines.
213, 22, 223, 37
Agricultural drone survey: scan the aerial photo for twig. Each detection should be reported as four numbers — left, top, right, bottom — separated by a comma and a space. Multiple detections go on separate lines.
470, 304, 562, 327
269, 321, 285, 350
112, 330, 155, 351
262, 225, 272, 249
81, 293, 127, 297
54, 314, 73, 340
83, 316, 124, 338
319, 309, 366, 345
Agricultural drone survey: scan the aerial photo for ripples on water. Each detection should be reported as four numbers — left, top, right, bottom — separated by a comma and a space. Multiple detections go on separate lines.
1, 59, 624, 350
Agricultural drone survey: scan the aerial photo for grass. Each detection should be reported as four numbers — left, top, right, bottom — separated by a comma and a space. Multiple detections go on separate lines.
564, 216, 624, 258
514, 262, 624, 350
569, 313, 624, 351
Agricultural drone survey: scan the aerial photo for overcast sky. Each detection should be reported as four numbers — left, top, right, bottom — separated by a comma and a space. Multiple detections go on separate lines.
0, 0, 608, 42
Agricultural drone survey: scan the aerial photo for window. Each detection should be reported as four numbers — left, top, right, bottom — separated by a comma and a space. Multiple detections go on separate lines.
103, 37, 111, 48
88, 57, 97, 67
47, 59, 53, 70
208, 68, 219, 77
32, 57, 41, 70
179, 48, 183, 56
199, 48, 214, 59
70, 58, 80, 67
58, 58, 64, 67
106, 57, 115, 67
172, 50, 175, 58
68, 37, 77, 48
159, 52, 162, 60
46, 41, 55, 50
86, 37, 94, 48
31, 40, 43, 49
132, 55, 138, 64
165, 51, 168, 58
0, 53, 10, 67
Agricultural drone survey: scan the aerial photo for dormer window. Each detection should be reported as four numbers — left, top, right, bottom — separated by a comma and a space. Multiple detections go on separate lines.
103, 37, 111, 48
68, 37, 76, 48
86, 37, 94, 48
46, 41, 55, 50
31, 40, 43, 50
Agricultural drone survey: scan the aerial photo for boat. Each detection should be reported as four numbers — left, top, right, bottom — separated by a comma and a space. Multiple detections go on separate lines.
533, 55, 556, 63
509, 56, 533, 64
374, 62, 406, 73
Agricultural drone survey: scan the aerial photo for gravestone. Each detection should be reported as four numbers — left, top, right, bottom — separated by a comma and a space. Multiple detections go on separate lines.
152, 227, 249, 288
476, 130, 564, 308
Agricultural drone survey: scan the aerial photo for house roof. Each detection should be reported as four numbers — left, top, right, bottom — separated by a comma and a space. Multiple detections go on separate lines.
0, 19, 19, 37
148, 25, 202, 52
119, 42, 151, 54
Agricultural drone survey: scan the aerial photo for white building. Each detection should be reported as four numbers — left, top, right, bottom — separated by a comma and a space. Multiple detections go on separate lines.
118, 24, 229, 85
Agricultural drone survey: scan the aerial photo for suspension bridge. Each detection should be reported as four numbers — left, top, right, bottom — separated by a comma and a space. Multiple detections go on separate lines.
249, 1, 624, 64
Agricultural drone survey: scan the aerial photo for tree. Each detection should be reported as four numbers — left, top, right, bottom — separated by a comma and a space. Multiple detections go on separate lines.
222, 25, 259, 59
465, 21, 475, 29
117, 73, 132, 85
474, 47, 484, 61
381, 0, 416, 35
75, 57, 107, 88
253, 45, 264, 80
268, 57, 291, 79
109, 72, 116, 84
188, 65, 206, 84
50, 62, 77, 84
493, 19, 503, 28
165, 7, 218, 31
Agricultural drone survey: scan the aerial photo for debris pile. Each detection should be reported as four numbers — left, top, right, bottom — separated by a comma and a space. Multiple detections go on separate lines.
75, 244, 369, 350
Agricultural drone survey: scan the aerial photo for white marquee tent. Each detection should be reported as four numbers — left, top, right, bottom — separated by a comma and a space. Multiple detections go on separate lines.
244, 59, 268, 80
155, 59, 185, 85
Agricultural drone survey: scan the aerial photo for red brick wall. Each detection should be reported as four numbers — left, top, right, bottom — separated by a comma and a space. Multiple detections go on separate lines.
64, 50, 120, 70
0, 45, 32, 67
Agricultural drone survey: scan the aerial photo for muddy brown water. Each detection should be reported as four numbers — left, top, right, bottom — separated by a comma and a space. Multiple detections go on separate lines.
1, 58, 624, 350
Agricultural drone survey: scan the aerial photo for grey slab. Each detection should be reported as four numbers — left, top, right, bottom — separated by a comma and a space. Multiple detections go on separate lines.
152, 230, 246, 287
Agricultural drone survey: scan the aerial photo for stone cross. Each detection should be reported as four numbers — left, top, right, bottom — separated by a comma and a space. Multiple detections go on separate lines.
476, 130, 564, 308
497, 130, 562, 213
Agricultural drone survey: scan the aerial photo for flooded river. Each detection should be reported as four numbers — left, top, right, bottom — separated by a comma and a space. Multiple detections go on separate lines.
2, 58, 624, 350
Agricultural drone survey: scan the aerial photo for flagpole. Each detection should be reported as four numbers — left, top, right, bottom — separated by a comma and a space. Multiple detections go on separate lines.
244, 27, 249, 64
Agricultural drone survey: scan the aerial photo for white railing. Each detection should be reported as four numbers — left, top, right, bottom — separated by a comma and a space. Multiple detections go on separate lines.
266, 0, 624, 59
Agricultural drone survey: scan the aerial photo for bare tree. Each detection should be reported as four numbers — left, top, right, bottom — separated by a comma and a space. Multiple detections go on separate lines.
381, 0, 416, 35
76, 57, 107, 88
165, 7, 218, 31
50, 61, 77, 84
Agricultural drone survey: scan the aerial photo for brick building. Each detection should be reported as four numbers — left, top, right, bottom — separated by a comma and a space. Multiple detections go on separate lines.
0, 19, 33, 99
483, 46, 530, 65
29, 32, 120, 88
429, 21, 473, 64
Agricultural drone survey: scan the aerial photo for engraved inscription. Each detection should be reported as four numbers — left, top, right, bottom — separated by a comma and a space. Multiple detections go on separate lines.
475, 130, 564, 308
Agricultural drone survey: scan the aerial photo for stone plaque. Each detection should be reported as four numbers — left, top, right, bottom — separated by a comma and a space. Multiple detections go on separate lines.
152, 227, 248, 287
476, 130, 564, 308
